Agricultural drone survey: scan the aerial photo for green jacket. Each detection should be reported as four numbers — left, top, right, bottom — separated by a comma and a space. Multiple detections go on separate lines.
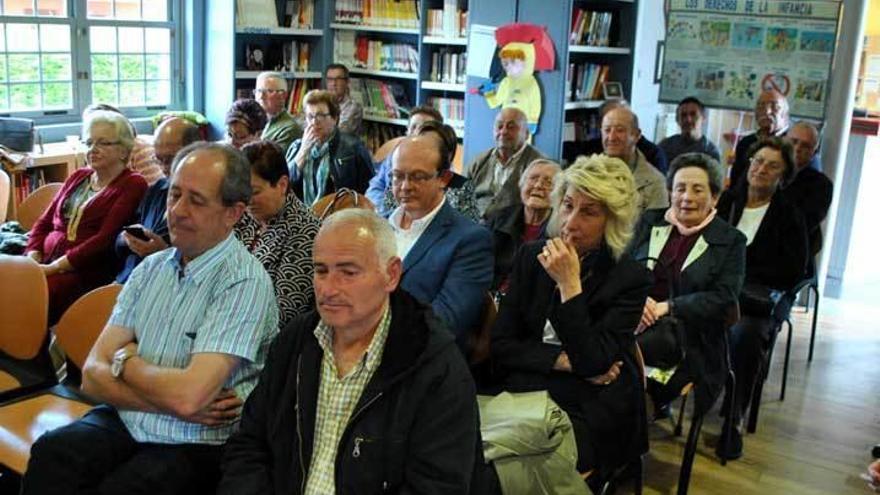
261, 110, 303, 152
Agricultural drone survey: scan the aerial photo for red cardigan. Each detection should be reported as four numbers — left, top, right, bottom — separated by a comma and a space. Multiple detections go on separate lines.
27, 167, 148, 276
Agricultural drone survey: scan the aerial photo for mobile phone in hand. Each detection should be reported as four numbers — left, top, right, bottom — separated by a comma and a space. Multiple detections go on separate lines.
124, 226, 149, 241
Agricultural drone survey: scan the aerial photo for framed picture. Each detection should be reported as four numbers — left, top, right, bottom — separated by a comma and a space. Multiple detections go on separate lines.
603, 82, 624, 100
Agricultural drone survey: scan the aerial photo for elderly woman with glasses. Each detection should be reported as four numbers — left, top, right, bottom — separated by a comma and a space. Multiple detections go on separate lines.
225, 99, 268, 150
715, 137, 809, 461
485, 158, 562, 293
628, 153, 746, 422
491, 154, 652, 475
285, 89, 373, 206
25, 110, 148, 323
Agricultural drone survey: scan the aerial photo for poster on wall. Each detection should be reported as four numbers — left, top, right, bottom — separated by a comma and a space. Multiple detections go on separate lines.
659, 0, 842, 119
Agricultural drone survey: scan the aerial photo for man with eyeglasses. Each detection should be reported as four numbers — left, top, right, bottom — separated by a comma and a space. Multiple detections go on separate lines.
255, 72, 303, 152
730, 88, 791, 188
388, 135, 493, 349
325, 64, 363, 135
114, 117, 202, 283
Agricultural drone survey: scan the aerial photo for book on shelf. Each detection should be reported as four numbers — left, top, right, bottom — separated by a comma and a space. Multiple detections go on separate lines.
13, 168, 47, 205
350, 77, 411, 119
427, 96, 464, 126
282, 41, 311, 72
426, 0, 468, 38
236, 0, 279, 28
363, 121, 406, 154
569, 10, 613, 47
564, 113, 601, 142
429, 48, 466, 84
287, 79, 320, 115
567, 62, 610, 102
243, 40, 313, 73
284, 0, 315, 28
334, 31, 418, 74
334, 0, 419, 29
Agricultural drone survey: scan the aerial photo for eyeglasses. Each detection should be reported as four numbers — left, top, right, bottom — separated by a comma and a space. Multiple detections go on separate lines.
325, 76, 348, 82
305, 112, 332, 122
83, 139, 120, 149
525, 175, 554, 188
391, 171, 438, 184
750, 155, 784, 171
255, 88, 286, 96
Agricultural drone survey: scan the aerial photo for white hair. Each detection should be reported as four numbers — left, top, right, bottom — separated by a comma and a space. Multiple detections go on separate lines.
256, 71, 288, 90
320, 209, 398, 266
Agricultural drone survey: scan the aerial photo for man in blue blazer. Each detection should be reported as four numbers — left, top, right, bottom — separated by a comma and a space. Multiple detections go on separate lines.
387, 135, 493, 348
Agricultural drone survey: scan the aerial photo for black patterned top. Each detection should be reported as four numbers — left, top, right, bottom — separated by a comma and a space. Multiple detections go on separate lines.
234, 192, 321, 329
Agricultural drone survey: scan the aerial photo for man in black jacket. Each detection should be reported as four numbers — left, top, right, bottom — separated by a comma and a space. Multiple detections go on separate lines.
218, 208, 479, 495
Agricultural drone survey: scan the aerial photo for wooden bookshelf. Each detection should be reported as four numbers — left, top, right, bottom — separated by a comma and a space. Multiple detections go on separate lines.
4, 143, 82, 221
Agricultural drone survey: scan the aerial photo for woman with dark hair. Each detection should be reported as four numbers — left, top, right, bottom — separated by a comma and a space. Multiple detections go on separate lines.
491, 154, 652, 475
234, 140, 320, 328
715, 137, 809, 460
286, 89, 373, 205
226, 99, 268, 149
628, 152, 746, 420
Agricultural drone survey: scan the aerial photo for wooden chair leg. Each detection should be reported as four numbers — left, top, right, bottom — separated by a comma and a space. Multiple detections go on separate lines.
675, 392, 688, 437
808, 283, 819, 363
747, 365, 765, 434
634, 455, 644, 495
780, 318, 793, 401
677, 411, 704, 495
721, 370, 736, 466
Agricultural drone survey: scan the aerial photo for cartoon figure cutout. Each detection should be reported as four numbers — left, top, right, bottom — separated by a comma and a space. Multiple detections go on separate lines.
475, 23, 556, 134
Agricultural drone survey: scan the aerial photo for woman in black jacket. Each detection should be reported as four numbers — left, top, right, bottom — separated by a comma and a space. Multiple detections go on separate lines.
491, 154, 651, 475
485, 158, 562, 293
629, 153, 746, 419
286, 89, 374, 205
715, 137, 809, 460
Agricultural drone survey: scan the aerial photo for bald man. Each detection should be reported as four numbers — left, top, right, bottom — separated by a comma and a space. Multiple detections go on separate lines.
784, 121, 833, 257
115, 117, 202, 282
466, 107, 546, 218
730, 89, 791, 188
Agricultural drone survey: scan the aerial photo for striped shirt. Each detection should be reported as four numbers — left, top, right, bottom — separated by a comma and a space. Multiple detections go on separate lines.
109, 233, 278, 445
304, 305, 391, 495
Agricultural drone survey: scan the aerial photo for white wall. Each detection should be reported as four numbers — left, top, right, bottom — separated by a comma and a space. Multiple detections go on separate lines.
630, 1, 665, 141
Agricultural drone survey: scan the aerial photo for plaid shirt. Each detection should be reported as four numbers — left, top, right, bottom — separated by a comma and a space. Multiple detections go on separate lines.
304, 305, 392, 495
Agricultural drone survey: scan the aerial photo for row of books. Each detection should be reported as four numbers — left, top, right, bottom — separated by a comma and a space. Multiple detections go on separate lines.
563, 114, 601, 143
334, 31, 418, 74
362, 121, 406, 154
349, 77, 412, 119
427, 49, 466, 85
566, 62, 610, 102
12, 168, 47, 206
282, 41, 311, 72
334, 0, 420, 29
243, 41, 312, 73
284, 0, 315, 28
235, 0, 314, 29
569, 10, 614, 47
425, 1, 468, 38
427, 96, 464, 127
287, 79, 320, 115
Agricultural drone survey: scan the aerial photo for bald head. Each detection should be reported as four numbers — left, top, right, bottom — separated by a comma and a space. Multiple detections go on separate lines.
787, 121, 820, 171
494, 107, 529, 155
601, 107, 641, 162
154, 118, 200, 175
755, 89, 789, 135
320, 208, 398, 266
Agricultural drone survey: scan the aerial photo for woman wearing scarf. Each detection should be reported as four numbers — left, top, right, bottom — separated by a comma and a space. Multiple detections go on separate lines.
628, 152, 746, 424
285, 90, 373, 206
225, 98, 267, 150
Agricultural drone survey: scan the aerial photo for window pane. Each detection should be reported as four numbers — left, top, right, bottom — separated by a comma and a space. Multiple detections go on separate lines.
145, 28, 170, 53
42, 54, 70, 81
36, 0, 67, 17
5, 1, 35, 16
92, 81, 118, 105
42, 81, 71, 108
116, 0, 142, 20
10, 83, 40, 110
91, 54, 117, 80
142, 0, 168, 21
90, 27, 117, 53
0, 85, 8, 111
0, 57, 6, 82
120, 80, 144, 105
118, 27, 144, 53
0, 25, 5, 52
119, 54, 144, 80
145, 54, 168, 79
146, 79, 169, 105
40, 24, 70, 52
87, 0, 113, 18
7, 24, 39, 52
8, 54, 39, 82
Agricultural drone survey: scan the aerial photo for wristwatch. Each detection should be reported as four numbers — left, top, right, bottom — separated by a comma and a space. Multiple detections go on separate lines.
111, 347, 136, 379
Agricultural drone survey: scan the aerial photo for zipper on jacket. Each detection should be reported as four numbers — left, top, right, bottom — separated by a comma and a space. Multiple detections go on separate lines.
336, 391, 384, 489
296, 356, 307, 494
352, 437, 363, 458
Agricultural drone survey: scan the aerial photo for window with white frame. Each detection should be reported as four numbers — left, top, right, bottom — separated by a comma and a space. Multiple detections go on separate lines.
0, 0, 181, 122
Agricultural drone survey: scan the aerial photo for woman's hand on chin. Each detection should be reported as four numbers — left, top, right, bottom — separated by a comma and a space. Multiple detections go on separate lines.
538, 238, 582, 302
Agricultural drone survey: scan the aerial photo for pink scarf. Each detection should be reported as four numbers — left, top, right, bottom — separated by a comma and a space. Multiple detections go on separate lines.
664, 207, 716, 237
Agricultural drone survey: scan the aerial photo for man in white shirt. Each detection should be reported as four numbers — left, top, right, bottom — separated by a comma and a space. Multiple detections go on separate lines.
388, 135, 493, 348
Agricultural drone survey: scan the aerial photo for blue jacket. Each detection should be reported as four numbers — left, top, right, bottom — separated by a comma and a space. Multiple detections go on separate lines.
399, 201, 493, 346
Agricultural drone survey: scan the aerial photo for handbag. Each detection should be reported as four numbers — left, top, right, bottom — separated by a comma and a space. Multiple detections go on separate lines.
637, 315, 687, 369
0, 118, 36, 152
312, 188, 375, 220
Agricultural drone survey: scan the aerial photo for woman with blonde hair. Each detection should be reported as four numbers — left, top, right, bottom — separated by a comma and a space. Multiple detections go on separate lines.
491, 154, 652, 476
